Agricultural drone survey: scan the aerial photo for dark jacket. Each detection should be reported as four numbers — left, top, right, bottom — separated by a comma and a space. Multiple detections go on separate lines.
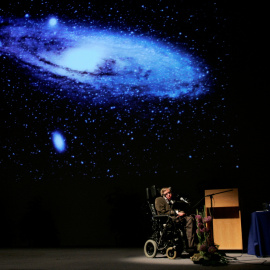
155, 196, 175, 216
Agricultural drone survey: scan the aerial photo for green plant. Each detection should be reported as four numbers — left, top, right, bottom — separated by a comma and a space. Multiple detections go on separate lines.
190, 206, 228, 266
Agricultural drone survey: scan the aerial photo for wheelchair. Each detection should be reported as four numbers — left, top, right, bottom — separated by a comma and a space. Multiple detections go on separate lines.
143, 185, 187, 259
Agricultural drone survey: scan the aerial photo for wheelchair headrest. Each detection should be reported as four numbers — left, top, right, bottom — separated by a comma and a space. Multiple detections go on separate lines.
146, 185, 160, 201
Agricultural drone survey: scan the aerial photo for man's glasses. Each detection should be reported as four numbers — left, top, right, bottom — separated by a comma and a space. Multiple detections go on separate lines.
164, 192, 172, 196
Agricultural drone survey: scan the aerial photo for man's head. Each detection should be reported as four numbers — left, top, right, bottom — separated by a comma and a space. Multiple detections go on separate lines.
160, 187, 172, 201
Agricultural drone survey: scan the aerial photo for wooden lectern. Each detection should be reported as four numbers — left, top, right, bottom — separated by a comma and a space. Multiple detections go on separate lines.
205, 188, 243, 250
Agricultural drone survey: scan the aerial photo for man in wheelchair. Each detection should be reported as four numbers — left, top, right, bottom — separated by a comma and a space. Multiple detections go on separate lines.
144, 186, 196, 259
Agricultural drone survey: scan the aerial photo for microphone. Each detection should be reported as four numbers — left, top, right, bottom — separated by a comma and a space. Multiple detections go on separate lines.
179, 197, 190, 204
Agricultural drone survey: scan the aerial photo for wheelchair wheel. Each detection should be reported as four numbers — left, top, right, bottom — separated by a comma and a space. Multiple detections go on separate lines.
166, 247, 177, 259
144, 239, 158, 258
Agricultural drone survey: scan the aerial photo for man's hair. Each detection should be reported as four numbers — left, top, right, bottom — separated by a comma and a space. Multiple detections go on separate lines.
160, 187, 171, 196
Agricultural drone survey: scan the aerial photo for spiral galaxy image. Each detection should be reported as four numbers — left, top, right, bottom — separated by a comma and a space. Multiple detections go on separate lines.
0, 1, 244, 248
1, 17, 209, 100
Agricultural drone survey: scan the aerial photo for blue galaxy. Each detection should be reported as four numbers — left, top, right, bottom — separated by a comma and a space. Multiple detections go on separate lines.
52, 131, 66, 153
0, 18, 210, 101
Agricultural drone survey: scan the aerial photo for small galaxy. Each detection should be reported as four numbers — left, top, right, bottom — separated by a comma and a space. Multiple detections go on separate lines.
0, 1, 238, 182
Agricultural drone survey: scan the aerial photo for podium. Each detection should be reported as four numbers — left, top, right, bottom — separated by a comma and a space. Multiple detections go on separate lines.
205, 188, 243, 250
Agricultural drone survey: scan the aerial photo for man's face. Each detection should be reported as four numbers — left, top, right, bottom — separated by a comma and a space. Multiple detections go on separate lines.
164, 189, 172, 200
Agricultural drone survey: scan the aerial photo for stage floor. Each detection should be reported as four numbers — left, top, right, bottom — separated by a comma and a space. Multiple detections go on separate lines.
0, 248, 269, 270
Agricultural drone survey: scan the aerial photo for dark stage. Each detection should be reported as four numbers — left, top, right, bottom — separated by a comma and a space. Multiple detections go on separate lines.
0, 0, 267, 259
0, 248, 269, 270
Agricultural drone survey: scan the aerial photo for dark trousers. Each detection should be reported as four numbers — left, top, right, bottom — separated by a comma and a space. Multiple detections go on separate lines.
183, 215, 196, 249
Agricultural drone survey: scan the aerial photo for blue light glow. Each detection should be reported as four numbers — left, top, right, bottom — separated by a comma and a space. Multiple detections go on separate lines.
48, 18, 58, 26
52, 131, 66, 153
60, 45, 106, 72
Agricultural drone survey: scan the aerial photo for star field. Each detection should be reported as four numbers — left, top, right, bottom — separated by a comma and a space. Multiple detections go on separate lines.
0, 1, 238, 183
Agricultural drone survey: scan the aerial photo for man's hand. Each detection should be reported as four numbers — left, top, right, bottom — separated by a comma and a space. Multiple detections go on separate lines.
178, 211, 186, 217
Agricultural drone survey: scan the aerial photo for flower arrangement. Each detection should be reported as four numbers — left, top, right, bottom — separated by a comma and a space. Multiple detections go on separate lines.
190, 207, 227, 266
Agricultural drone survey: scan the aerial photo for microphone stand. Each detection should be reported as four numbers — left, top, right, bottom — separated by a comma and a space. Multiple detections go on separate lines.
205, 189, 233, 217
192, 189, 233, 245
